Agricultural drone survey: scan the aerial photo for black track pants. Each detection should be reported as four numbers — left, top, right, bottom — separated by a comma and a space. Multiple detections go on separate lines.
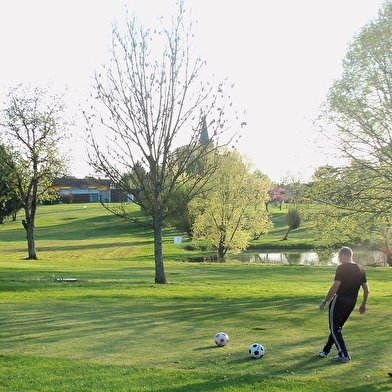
323, 295, 356, 357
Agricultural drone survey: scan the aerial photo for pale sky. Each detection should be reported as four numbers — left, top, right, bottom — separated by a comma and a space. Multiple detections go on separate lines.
0, 0, 386, 182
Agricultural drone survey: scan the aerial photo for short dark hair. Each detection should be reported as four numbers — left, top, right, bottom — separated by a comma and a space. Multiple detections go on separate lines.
339, 246, 353, 258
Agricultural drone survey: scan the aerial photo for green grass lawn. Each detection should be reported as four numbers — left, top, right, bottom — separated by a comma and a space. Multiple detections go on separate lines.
0, 204, 391, 391
248, 205, 320, 249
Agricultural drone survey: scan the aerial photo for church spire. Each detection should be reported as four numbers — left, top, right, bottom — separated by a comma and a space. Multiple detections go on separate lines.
199, 116, 209, 145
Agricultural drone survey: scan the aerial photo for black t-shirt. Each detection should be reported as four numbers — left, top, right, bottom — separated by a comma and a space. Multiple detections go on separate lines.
334, 262, 367, 299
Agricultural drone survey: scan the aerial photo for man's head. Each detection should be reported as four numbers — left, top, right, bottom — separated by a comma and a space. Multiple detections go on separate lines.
338, 246, 353, 263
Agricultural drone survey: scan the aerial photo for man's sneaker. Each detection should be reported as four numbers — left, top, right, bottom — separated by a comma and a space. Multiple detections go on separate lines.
318, 350, 328, 358
331, 355, 351, 363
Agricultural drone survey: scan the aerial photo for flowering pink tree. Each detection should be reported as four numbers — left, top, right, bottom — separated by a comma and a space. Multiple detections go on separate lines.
266, 186, 289, 211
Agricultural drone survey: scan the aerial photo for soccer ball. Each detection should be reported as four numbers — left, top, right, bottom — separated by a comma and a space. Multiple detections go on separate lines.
249, 343, 265, 359
214, 332, 229, 346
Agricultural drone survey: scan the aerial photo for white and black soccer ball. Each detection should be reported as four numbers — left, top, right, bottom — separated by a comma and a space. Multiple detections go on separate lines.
214, 332, 229, 346
249, 343, 265, 359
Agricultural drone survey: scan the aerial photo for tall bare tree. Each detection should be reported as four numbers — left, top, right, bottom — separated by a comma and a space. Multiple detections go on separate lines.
1, 85, 68, 259
85, 2, 242, 283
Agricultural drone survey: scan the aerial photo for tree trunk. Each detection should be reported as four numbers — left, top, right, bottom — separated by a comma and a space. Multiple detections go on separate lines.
217, 236, 226, 260
22, 218, 37, 259
154, 213, 166, 284
22, 189, 38, 260
385, 252, 392, 266
217, 246, 225, 260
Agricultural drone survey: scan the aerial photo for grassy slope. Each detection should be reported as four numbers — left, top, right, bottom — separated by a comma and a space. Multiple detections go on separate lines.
0, 204, 391, 392
248, 205, 319, 249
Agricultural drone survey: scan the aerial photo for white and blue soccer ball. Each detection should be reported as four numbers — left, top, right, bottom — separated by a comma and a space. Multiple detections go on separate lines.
249, 343, 265, 359
214, 332, 229, 346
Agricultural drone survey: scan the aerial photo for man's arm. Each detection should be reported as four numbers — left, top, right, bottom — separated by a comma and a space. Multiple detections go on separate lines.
319, 280, 341, 310
359, 281, 369, 314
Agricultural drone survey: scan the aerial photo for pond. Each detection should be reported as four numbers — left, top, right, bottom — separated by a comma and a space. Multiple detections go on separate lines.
227, 249, 388, 267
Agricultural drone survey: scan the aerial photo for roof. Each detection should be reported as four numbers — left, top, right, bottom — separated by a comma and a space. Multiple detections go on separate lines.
52, 176, 111, 189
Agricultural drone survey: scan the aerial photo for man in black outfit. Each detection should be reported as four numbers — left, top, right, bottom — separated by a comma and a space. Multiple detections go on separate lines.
318, 246, 369, 363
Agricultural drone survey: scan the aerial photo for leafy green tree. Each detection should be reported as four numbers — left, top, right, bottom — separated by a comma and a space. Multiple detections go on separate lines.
164, 174, 196, 238
164, 135, 216, 238
0, 144, 22, 223
282, 208, 301, 240
314, 1, 392, 264
305, 164, 392, 265
85, 3, 243, 283
319, 1, 392, 214
1, 85, 68, 259
190, 150, 272, 259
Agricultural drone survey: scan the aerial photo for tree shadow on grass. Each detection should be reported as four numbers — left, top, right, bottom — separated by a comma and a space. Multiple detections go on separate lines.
1, 295, 390, 392
4, 214, 153, 243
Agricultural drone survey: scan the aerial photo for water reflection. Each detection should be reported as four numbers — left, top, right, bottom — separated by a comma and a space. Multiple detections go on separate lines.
228, 249, 388, 266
